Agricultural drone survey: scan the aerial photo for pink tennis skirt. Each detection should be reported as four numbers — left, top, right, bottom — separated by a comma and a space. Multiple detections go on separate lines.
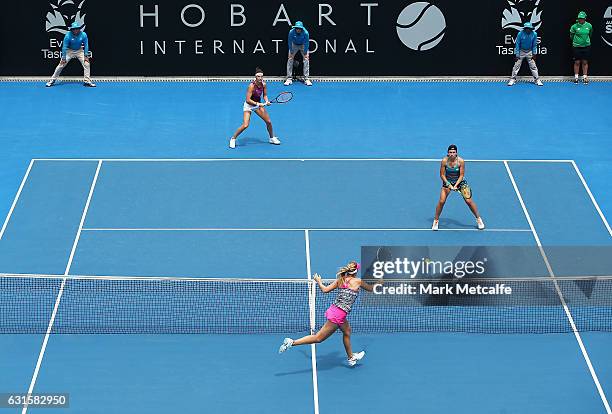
325, 304, 348, 325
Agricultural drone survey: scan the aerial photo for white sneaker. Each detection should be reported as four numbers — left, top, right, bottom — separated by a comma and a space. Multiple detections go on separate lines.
284, 78, 292, 86
348, 351, 365, 366
229, 138, 236, 149
278, 338, 293, 354
45, 80, 55, 87
477, 217, 485, 230
432, 219, 439, 231
535, 79, 543, 86
507, 79, 516, 86
83, 81, 96, 87
305, 79, 313, 86
269, 136, 281, 145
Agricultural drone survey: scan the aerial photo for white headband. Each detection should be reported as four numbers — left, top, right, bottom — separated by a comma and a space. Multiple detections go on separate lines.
255, 72, 264, 76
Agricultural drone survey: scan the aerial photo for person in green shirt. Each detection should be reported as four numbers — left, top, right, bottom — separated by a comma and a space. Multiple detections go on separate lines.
570, 11, 593, 84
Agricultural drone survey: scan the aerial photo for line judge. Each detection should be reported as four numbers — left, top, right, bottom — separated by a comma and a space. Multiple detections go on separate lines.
46, 22, 95, 87
284, 21, 312, 86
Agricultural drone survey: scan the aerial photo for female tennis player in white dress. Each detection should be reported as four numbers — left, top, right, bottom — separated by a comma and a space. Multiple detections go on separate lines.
229, 67, 281, 149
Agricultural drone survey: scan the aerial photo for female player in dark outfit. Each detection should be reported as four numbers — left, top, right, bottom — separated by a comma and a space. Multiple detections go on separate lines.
432, 145, 485, 231
278, 261, 379, 366
229, 67, 280, 149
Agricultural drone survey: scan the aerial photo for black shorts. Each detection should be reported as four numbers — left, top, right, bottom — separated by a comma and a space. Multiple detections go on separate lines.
443, 179, 466, 188
573, 46, 591, 61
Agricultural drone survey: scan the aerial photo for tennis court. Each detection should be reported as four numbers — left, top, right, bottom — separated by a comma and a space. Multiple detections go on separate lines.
0, 107, 611, 414
4, 0, 612, 408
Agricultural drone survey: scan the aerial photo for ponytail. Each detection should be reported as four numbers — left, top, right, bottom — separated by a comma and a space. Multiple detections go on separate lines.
335, 261, 360, 287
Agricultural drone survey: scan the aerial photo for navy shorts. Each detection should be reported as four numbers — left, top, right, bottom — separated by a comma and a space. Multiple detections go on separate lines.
573, 46, 591, 61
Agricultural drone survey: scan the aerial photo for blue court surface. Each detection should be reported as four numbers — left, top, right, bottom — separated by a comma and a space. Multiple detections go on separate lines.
0, 81, 611, 413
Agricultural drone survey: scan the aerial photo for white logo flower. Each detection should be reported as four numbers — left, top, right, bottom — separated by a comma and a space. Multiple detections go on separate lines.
501, 0, 542, 32
45, 0, 86, 35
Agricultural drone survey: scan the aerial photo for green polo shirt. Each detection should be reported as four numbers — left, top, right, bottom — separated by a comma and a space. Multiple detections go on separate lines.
570, 22, 593, 47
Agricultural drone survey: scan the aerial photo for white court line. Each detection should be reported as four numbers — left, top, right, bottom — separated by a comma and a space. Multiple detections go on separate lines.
305, 230, 313, 280
22, 160, 103, 414
0, 160, 34, 241
81, 227, 532, 232
504, 161, 611, 414
31, 158, 574, 163
304, 230, 320, 414
571, 161, 612, 238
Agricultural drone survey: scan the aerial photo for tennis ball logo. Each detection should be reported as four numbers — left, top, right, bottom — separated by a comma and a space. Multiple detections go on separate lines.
396, 2, 446, 51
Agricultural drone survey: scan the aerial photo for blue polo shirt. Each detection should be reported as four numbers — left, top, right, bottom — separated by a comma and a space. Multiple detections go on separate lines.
288, 28, 309, 52
61, 31, 89, 58
514, 29, 538, 56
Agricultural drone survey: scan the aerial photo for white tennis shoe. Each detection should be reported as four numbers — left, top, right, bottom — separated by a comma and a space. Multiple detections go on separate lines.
278, 338, 294, 353
269, 136, 281, 145
477, 217, 485, 230
348, 351, 365, 366
432, 219, 439, 231
535, 79, 543, 86
305, 79, 313, 86
507, 79, 516, 86
284, 78, 293, 86
229, 138, 236, 149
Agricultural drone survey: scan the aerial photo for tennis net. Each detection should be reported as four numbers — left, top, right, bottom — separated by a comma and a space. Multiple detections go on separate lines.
2, 274, 612, 334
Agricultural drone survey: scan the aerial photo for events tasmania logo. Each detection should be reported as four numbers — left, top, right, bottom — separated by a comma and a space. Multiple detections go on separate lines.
497, 0, 547, 55
501, 0, 542, 31
46, 0, 86, 34
43, 0, 87, 59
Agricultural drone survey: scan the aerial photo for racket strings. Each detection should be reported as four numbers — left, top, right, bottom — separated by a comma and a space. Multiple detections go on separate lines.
273, 91, 293, 103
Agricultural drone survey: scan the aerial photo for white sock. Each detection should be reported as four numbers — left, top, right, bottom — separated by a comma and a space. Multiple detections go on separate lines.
575, 74, 579, 79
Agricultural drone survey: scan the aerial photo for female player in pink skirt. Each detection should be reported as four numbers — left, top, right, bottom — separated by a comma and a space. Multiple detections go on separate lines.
278, 261, 379, 366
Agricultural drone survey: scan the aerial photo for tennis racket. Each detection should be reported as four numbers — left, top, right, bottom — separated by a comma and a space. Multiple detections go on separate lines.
376, 246, 393, 263
457, 182, 472, 200
375, 246, 393, 281
270, 91, 293, 104
362, 247, 390, 281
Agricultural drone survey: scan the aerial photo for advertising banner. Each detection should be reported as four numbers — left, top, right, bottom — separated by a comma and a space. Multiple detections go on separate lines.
1, 0, 610, 76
